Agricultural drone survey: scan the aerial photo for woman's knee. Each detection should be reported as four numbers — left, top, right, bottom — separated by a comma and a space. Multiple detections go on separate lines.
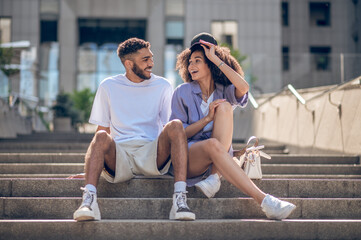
204, 138, 224, 153
215, 101, 232, 115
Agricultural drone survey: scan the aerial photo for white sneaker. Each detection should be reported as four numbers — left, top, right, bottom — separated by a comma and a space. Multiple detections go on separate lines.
195, 174, 221, 198
73, 187, 101, 221
169, 192, 195, 221
261, 194, 296, 220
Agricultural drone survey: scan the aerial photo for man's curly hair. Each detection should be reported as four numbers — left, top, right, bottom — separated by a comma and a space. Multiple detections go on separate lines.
117, 38, 150, 64
176, 44, 244, 86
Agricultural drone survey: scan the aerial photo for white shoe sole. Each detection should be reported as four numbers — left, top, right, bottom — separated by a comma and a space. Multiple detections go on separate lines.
267, 204, 296, 220
73, 208, 101, 221
195, 182, 218, 198
169, 208, 196, 221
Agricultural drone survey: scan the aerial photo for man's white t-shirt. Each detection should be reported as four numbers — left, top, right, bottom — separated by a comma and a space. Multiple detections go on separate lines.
89, 73, 173, 143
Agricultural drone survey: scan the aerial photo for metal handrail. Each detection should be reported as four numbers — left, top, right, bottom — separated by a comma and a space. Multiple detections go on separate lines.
249, 86, 288, 109
249, 76, 361, 109
305, 76, 361, 103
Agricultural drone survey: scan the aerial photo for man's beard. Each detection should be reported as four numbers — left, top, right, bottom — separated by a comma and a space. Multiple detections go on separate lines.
132, 63, 151, 80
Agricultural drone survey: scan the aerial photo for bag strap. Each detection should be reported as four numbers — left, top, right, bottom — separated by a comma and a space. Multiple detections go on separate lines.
233, 136, 259, 157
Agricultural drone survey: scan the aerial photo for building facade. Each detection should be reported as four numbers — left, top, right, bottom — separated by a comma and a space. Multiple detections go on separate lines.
0, 0, 360, 107
282, 0, 361, 89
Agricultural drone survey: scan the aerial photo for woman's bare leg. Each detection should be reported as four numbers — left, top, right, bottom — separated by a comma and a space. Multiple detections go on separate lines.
210, 101, 233, 175
188, 138, 266, 205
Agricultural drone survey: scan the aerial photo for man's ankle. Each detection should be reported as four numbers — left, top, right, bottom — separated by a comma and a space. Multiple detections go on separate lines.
174, 181, 186, 193
85, 184, 97, 193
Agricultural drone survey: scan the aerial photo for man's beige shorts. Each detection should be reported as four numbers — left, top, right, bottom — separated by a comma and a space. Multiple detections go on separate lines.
101, 137, 171, 183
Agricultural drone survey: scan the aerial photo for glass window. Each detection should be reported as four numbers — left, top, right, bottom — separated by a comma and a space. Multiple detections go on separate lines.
39, 2, 59, 106
78, 19, 146, 46
282, 2, 289, 27
164, 20, 184, 88
211, 21, 238, 48
0, 18, 11, 43
40, 20, 57, 43
309, 2, 331, 27
310, 46, 331, 71
77, 19, 146, 91
282, 46, 290, 71
166, 0, 184, 16
166, 21, 184, 39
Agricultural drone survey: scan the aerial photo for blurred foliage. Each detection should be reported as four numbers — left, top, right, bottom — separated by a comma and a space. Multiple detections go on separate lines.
220, 42, 257, 85
71, 88, 95, 124
52, 92, 81, 126
0, 45, 19, 78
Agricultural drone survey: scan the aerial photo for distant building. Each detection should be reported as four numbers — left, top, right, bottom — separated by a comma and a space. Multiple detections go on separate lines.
282, 0, 361, 89
0, 0, 360, 107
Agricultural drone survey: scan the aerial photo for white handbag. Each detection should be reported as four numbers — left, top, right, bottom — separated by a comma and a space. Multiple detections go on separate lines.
233, 136, 271, 179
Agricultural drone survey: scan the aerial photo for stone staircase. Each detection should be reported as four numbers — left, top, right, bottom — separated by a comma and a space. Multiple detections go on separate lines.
0, 133, 360, 239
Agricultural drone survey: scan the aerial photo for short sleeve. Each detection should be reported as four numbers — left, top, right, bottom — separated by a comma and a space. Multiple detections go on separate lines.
224, 84, 248, 108
159, 83, 173, 126
89, 84, 111, 127
170, 86, 189, 129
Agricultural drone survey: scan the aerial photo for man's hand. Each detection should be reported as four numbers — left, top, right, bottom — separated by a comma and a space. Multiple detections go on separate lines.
67, 173, 85, 179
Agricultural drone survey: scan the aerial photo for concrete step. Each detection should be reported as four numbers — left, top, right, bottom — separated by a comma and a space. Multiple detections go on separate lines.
0, 163, 84, 174
1, 153, 359, 164
2, 173, 361, 179
1, 178, 360, 198
0, 142, 288, 153
233, 143, 289, 154
265, 154, 360, 165
0, 142, 89, 153
263, 174, 361, 179
1, 219, 360, 240
1, 162, 359, 175
1, 197, 360, 219
0, 153, 84, 163
0, 132, 93, 143
262, 164, 361, 175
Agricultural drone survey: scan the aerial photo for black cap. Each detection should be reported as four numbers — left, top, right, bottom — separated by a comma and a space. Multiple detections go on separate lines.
190, 32, 218, 50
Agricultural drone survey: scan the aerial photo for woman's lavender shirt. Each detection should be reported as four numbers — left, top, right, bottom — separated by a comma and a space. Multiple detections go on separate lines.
170, 81, 248, 147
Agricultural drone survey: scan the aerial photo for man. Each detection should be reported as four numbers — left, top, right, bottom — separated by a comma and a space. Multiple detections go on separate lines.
73, 38, 195, 221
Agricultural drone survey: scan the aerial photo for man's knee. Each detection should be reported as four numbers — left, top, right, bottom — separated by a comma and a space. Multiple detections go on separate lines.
92, 130, 113, 151
215, 101, 232, 115
165, 119, 185, 139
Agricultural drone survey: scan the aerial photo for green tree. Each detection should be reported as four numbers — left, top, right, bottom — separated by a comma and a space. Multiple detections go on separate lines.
52, 92, 81, 126
220, 43, 257, 85
71, 88, 95, 124
0, 44, 19, 95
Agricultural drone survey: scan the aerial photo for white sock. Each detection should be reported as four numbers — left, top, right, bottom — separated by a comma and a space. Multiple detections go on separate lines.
174, 181, 187, 193
85, 184, 97, 194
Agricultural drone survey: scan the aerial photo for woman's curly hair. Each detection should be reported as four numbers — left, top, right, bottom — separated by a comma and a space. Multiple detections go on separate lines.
176, 44, 244, 86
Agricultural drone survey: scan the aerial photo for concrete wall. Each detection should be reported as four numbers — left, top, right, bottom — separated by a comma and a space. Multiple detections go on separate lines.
233, 76, 361, 155
0, 98, 32, 138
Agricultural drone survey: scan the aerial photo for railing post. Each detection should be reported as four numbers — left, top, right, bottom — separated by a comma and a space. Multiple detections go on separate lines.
340, 53, 344, 83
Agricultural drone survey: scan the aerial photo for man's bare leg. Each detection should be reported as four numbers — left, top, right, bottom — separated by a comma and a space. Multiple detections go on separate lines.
74, 130, 116, 221
157, 119, 195, 220
84, 130, 116, 187
157, 120, 188, 182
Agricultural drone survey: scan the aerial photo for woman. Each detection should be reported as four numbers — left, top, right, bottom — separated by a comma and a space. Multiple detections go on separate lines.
170, 32, 296, 219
